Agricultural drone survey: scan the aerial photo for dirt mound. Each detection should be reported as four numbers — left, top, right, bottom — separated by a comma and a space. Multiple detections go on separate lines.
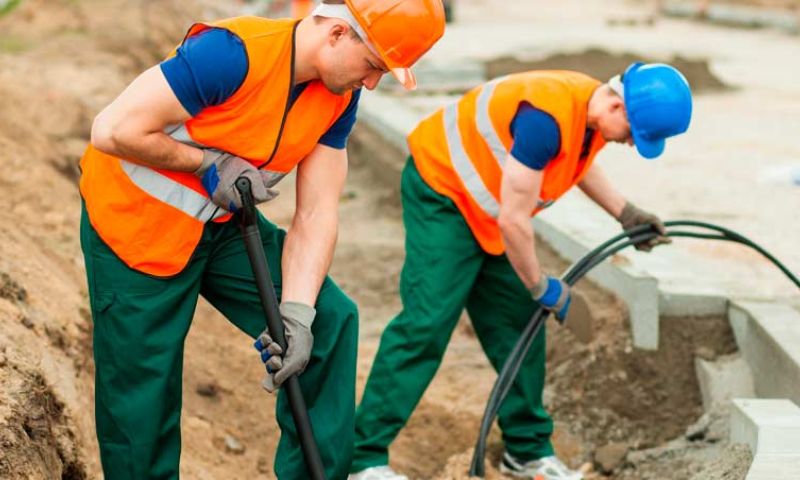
546, 314, 737, 456
485, 49, 730, 92
0, 0, 230, 477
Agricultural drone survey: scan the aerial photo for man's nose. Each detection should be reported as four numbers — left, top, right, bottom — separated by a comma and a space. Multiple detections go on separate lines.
362, 71, 382, 91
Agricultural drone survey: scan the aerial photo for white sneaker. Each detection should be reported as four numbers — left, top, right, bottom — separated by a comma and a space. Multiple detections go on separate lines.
348, 465, 409, 480
499, 452, 583, 480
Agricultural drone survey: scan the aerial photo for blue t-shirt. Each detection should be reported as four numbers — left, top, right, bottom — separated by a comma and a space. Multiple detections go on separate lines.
509, 102, 561, 171
160, 27, 360, 150
509, 102, 596, 171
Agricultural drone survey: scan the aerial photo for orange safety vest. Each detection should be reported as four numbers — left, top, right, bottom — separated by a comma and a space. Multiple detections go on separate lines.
291, 0, 315, 18
407, 71, 607, 255
79, 17, 353, 277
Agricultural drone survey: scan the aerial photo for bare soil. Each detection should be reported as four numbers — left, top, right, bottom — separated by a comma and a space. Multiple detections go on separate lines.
0, 1, 752, 479
485, 50, 730, 93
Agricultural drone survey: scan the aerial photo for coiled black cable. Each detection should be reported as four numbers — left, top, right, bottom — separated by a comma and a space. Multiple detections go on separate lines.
468, 220, 800, 477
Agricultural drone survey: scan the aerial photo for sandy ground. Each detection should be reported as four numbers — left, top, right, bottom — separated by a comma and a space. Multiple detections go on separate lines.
0, 0, 765, 479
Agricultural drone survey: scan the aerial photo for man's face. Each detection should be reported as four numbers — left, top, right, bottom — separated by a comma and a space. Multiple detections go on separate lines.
598, 95, 634, 146
318, 24, 388, 95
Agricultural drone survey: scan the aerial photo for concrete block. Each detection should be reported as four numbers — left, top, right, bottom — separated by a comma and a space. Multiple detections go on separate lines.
728, 302, 800, 405
746, 454, 800, 480
731, 399, 800, 455
659, 290, 729, 318
695, 354, 755, 411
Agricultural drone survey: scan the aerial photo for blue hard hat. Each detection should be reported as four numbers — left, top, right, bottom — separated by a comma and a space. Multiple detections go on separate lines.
621, 62, 693, 159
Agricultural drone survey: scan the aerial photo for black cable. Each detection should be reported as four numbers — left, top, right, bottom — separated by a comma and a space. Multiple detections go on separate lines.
469, 221, 799, 477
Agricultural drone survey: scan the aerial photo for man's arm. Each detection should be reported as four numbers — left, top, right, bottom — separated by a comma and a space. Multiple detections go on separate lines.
281, 143, 348, 306
577, 163, 626, 219
498, 154, 546, 290
579, 163, 670, 251
90, 65, 203, 172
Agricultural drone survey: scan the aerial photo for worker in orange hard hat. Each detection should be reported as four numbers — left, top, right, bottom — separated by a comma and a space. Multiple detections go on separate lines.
78, 0, 445, 478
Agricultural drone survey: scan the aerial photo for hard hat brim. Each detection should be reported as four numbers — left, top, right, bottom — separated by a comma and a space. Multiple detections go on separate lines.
391, 67, 417, 91
632, 128, 665, 160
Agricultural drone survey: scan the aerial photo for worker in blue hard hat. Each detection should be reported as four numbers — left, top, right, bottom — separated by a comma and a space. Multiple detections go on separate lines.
350, 62, 692, 480
609, 62, 693, 159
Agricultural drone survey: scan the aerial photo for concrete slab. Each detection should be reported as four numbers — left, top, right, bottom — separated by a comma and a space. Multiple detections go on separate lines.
695, 355, 755, 411
746, 454, 800, 480
731, 399, 800, 455
729, 301, 800, 404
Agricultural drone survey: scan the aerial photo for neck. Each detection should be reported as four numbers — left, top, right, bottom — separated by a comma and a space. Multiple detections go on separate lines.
586, 86, 603, 130
293, 17, 321, 85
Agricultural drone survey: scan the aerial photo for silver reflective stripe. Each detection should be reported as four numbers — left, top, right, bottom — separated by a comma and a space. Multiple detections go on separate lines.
120, 160, 226, 221
443, 101, 501, 218
165, 124, 207, 149
475, 77, 508, 167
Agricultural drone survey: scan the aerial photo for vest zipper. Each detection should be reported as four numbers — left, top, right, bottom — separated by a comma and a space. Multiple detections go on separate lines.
257, 20, 300, 170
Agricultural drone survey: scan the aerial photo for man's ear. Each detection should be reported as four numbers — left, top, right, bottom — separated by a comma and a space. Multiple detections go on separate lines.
327, 22, 348, 46
610, 94, 625, 114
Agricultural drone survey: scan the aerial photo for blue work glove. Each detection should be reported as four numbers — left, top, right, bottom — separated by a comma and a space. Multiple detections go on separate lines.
252, 302, 316, 393
194, 149, 278, 212
530, 274, 571, 323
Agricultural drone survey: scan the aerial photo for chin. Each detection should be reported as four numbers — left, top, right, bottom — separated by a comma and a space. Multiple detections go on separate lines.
320, 80, 349, 96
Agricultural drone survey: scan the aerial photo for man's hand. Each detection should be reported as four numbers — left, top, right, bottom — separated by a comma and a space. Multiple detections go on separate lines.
195, 149, 278, 212
531, 274, 572, 323
252, 302, 316, 392
617, 201, 671, 252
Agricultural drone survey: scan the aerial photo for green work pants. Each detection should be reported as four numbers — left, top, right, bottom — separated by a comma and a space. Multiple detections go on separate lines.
351, 159, 553, 472
80, 204, 358, 480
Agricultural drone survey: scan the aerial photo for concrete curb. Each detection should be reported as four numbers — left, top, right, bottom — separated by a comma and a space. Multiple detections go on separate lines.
661, 1, 799, 34
729, 301, 800, 404
731, 399, 800, 479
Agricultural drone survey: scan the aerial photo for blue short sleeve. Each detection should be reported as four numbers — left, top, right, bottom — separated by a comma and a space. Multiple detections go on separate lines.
160, 28, 248, 116
318, 89, 361, 150
509, 103, 561, 171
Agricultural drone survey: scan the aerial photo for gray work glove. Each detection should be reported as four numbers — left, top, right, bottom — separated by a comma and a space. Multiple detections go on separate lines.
195, 149, 278, 212
617, 201, 671, 252
253, 301, 316, 393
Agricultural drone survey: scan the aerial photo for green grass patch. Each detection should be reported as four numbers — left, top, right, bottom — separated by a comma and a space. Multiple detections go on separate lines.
0, 35, 28, 53
0, 0, 23, 17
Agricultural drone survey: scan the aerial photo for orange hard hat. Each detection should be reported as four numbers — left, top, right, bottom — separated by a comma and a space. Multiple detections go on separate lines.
345, 0, 445, 90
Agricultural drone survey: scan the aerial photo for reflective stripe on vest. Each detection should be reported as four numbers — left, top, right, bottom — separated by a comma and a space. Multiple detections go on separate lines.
475, 77, 507, 167
120, 160, 226, 221
444, 77, 551, 219
118, 125, 290, 221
